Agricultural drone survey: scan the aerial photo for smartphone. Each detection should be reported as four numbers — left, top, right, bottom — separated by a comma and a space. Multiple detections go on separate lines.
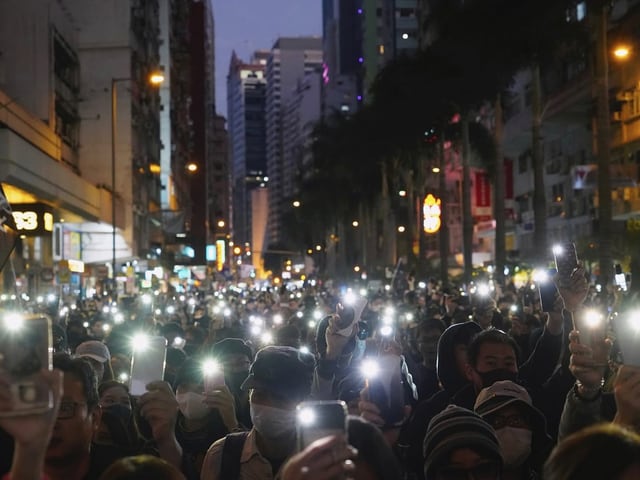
574, 308, 607, 363
129, 335, 167, 396
554, 242, 578, 287
364, 355, 405, 426
296, 400, 347, 451
202, 358, 225, 393
615, 264, 628, 292
0, 314, 53, 417
612, 312, 640, 367
538, 269, 559, 312
333, 297, 368, 337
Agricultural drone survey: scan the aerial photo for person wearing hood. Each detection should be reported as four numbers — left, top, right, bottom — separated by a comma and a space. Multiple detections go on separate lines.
475, 381, 553, 479
397, 321, 483, 479
399, 301, 563, 480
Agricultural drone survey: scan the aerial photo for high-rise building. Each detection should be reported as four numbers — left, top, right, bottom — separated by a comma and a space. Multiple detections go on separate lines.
266, 37, 323, 246
322, 0, 363, 114
361, 0, 419, 95
70, 0, 163, 265
227, 51, 268, 248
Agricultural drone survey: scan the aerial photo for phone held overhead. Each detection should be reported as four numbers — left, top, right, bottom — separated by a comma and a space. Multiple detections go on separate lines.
0, 313, 53, 416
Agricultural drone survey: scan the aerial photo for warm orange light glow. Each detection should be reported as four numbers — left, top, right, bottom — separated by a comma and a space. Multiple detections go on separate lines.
186, 162, 198, 173
352, 220, 359, 227
149, 72, 165, 85
292, 200, 301, 208
432, 166, 441, 173
217, 220, 225, 228
149, 163, 161, 174
423, 193, 442, 234
613, 45, 631, 59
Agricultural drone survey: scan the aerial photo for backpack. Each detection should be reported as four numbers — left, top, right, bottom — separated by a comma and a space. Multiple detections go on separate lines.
219, 431, 249, 479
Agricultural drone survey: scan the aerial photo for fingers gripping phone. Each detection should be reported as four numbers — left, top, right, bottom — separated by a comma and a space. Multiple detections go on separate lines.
296, 400, 348, 451
554, 242, 578, 288
129, 335, 167, 396
0, 314, 53, 416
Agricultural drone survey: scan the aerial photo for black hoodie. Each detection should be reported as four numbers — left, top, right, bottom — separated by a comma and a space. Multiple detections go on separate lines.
397, 321, 482, 480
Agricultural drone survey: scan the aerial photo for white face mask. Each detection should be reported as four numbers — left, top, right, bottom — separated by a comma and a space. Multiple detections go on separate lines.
250, 403, 297, 440
176, 392, 209, 421
495, 427, 532, 468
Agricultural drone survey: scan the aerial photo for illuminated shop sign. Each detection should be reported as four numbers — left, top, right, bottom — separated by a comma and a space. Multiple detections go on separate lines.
11, 203, 54, 236
423, 194, 442, 234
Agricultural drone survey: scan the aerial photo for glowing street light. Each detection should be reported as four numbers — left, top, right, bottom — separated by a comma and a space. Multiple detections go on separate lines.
292, 200, 301, 208
352, 220, 359, 227
613, 45, 631, 60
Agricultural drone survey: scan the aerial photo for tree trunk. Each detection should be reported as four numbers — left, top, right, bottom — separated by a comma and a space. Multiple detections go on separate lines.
532, 62, 547, 263
494, 94, 506, 285
439, 140, 450, 286
594, 4, 613, 285
462, 113, 473, 286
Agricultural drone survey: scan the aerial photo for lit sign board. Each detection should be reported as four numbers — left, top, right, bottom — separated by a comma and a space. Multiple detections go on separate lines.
11, 203, 54, 236
423, 194, 442, 234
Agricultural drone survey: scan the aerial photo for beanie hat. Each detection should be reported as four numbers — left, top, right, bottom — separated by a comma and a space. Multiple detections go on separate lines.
423, 405, 503, 478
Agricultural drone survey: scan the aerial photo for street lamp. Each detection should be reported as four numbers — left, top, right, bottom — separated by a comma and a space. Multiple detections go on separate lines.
111, 71, 164, 284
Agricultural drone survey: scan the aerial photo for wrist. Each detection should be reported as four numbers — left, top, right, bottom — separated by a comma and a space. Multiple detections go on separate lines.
613, 412, 640, 431
574, 380, 603, 401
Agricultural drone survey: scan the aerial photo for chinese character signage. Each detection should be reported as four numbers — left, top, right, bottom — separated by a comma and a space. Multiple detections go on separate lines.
423, 194, 442, 234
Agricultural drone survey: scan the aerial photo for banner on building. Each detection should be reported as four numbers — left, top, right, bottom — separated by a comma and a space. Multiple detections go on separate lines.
473, 171, 492, 221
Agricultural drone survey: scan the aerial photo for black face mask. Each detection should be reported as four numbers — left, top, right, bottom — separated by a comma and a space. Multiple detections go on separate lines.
475, 368, 518, 389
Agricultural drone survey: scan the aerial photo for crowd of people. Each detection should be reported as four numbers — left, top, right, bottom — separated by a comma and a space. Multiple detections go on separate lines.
1, 266, 640, 479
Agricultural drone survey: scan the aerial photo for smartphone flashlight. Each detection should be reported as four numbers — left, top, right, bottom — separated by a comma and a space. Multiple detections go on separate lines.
583, 309, 603, 329
380, 325, 394, 337
131, 333, 151, 352
261, 331, 274, 344
202, 358, 221, 376
172, 336, 186, 348
3, 313, 24, 332
361, 358, 380, 379
552, 244, 563, 256
273, 314, 283, 325
118, 372, 129, 383
297, 406, 316, 427
510, 304, 518, 313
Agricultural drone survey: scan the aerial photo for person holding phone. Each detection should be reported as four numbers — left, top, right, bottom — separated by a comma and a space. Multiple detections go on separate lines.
172, 358, 238, 476
200, 346, 316, 480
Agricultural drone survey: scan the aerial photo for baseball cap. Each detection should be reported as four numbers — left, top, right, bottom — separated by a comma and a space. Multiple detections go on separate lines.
210, 338, 253, 361
474, 380, 547, 435
241, 345, 315, 399
423, 405, 503, 478
75, 340, 111, 363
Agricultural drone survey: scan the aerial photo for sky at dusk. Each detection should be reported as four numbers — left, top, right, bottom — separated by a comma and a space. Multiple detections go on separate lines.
213, 0, 322, 116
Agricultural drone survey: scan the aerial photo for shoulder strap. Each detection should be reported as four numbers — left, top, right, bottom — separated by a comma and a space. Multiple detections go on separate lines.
220, 431, 249, 479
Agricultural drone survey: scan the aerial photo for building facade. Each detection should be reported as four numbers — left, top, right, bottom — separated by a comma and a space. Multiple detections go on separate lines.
227, 51, 268, 249
265, 37, 323, 246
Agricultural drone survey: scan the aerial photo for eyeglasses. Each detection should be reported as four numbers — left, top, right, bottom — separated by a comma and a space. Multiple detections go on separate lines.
487, 413, 530, 430
437, 461, 500, 480
57, 400, 87, 420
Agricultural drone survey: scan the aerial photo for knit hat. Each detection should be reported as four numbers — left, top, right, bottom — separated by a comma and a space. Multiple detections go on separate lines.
423, 405, 503, 478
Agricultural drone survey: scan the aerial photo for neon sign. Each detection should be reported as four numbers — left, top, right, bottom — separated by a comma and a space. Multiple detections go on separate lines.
423, 194, 442, 234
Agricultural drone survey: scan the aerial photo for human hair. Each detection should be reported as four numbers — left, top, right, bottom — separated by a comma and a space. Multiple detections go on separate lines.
416, 319, 446, 338
467, 329, 520, 367
544, 423, 640, 480
98, 455, 184, 480
347, 416, 402, 480
98, 380, 130, 398
53, 352, 99, 410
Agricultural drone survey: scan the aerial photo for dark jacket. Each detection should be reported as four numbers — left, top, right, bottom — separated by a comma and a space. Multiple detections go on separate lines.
397, 321, 482, 479
399, 322, 563, 480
